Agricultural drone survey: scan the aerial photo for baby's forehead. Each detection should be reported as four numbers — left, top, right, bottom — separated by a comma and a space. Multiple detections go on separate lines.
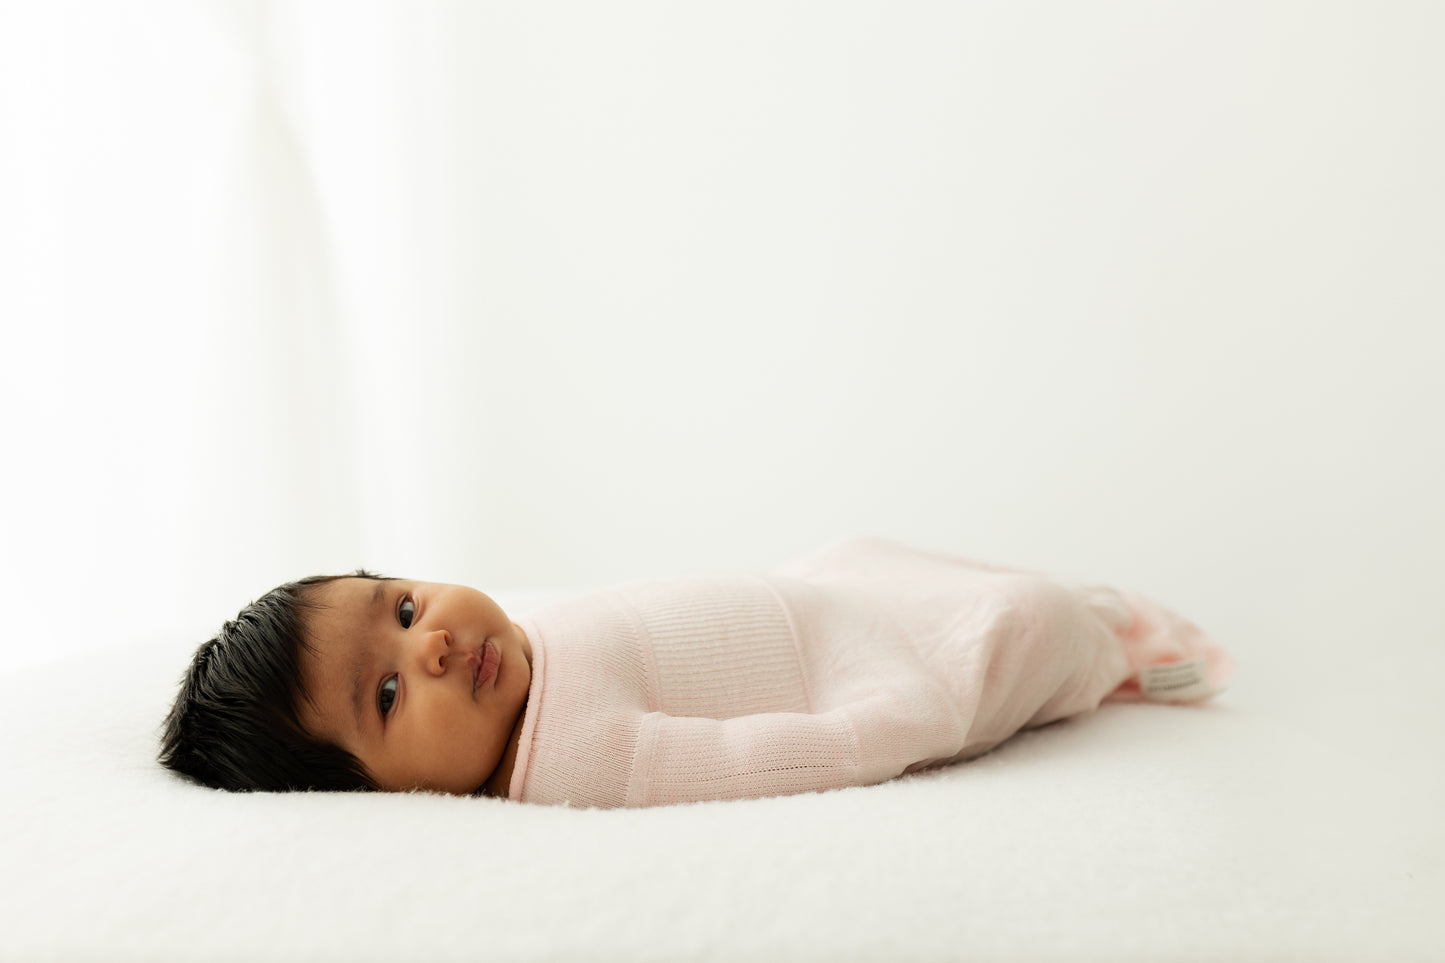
296, 579, 388, 715
310, 577, 400, 617
301, 579, 391, 662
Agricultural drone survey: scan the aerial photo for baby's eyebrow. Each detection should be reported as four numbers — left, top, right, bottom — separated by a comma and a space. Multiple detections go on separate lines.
349, 654, 365, 730
350, 582, 389, 728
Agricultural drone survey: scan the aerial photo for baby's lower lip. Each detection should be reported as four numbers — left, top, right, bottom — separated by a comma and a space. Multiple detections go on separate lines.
473, 641, 500, 693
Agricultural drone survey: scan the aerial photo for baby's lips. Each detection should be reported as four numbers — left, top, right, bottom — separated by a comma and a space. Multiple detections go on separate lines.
476, 641, 501, 689
471, 642, 500, 692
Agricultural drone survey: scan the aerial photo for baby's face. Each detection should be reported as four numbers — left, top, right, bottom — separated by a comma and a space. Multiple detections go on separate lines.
298, 578, 532, 795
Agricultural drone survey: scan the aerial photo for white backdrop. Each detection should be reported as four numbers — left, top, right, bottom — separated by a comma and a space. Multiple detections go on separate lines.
2, 1, 1441, 673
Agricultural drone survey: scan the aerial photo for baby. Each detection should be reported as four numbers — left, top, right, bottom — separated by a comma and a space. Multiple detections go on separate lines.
160, 537, 1232, 806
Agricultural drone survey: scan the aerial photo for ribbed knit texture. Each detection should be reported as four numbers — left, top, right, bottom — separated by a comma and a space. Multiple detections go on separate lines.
509, 538, 1232, 808
625, 577, 811, 719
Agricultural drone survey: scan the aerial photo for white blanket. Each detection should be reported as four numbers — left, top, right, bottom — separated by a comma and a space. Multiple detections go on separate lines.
2, 587, 1440, 962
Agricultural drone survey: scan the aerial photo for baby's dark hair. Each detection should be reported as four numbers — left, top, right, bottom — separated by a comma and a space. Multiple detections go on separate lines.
159, 572, 389, 792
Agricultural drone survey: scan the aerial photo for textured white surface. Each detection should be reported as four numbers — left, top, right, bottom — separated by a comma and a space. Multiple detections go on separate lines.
2, 586, 1440, 963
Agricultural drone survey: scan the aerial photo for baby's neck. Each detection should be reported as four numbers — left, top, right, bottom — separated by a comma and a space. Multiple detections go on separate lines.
482, 698, 528, 797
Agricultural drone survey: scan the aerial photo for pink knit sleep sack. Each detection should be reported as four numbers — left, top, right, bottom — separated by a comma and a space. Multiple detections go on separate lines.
506, 538, 1232, 808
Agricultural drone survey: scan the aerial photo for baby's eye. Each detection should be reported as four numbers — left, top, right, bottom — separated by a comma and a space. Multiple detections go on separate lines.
378, 677, 398, 717
398, 597, 415, 629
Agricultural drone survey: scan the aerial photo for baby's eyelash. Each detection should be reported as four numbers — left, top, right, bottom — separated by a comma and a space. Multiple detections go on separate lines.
377, 676, 398, 717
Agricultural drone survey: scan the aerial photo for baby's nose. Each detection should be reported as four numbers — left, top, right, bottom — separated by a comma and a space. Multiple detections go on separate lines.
423, 629, 452, 674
